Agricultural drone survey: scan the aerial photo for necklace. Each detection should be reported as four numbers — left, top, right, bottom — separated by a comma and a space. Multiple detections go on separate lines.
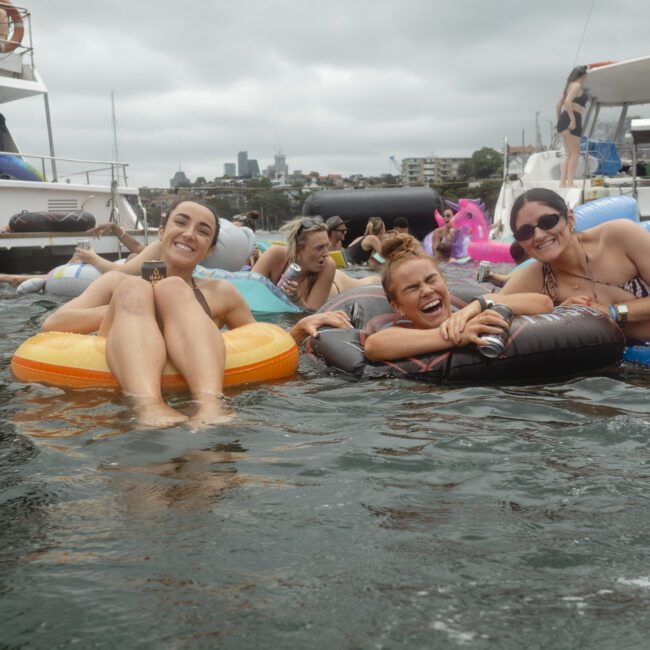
575, 234, 598, 302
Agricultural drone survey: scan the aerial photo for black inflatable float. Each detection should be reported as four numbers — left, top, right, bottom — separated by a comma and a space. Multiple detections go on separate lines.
8, 210, 96, 233
302, 187, 443, 241
306, 286, 625, 384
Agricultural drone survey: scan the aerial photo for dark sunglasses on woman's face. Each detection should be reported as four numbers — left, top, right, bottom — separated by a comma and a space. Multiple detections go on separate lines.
513, 213, 565, 242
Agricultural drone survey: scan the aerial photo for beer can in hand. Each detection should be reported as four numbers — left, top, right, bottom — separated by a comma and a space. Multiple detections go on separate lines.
141, 261, 167, 286
277, 263, 302, 289
77, 238, 92, 251
476, 261, 491, 283
478, 303, 513, 358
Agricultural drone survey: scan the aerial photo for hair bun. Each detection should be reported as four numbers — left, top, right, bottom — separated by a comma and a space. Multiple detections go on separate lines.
381, 233, 420, 261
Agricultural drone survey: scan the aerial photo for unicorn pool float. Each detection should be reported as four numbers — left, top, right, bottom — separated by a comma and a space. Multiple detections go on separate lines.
445, 198, 514, 263
422, 198, 514, 263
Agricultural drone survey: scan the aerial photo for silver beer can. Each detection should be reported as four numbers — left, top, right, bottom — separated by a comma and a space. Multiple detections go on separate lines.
277, 263, 302, 288
476, 261, 491, 283
478, 303, 513, 358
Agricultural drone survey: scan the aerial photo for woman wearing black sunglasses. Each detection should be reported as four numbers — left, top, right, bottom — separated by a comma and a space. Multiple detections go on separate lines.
501, 188, 650, 340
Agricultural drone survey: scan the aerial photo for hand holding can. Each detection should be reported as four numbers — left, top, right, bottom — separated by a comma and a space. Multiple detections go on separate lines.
478, 304, 513, 358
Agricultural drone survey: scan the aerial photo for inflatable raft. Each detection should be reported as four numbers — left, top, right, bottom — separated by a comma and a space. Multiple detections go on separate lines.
11, 323, 298, 390
306, 286, 625, 383
302, 187, 443, 242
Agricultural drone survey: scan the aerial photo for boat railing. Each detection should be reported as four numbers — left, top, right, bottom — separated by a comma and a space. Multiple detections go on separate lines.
0, 150, 132, 187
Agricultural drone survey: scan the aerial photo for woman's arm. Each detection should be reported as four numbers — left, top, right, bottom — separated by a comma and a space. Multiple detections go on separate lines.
202, 280, 255, 330
288, 310, 352, 345
563, 82, 582, 127
364, 309, 508, 362
74, 241, 162, 275
87, 222, 145, 254
295, 257, 336, 311
443, 292, 553, 345
361, 234, 382, 253
605, 220, 650, 323
251, 246, 287, 284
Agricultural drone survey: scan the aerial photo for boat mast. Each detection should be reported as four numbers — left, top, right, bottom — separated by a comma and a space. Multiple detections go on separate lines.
110, 91, 127, 185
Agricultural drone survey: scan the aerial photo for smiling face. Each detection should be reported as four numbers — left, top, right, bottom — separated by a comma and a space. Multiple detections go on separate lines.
513, 201, 572, 263
159, 201, 217, 267
297, 230, 330, 273
388, 257, 451, 329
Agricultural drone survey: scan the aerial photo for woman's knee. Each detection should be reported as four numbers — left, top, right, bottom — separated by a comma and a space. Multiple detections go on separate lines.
112, 276, 155, 313
153, 276, 195, 311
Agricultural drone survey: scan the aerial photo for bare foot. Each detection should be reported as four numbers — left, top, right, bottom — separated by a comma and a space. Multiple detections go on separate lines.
131, 397, 189, 429
186, 395, 233, 430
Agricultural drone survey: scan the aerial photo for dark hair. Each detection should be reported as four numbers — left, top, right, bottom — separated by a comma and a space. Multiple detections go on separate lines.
509, 241, 529, 265
162, 199, 220, 245
393, 217, 409, 229
233, 210, 260, 231
509, 188, 568, 233
563, 65, 588, 97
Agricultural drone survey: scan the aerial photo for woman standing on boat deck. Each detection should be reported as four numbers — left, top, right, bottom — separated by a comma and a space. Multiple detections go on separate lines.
556, 65, 589, 188
500, 188, 650, 341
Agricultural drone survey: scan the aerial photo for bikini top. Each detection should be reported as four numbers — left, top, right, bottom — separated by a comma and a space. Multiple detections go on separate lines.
573, 91, 589, 107
191, 279, 212, 317
541, 262, 650, 305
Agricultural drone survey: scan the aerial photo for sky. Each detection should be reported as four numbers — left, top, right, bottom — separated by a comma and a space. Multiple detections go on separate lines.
5, 0, 650, 188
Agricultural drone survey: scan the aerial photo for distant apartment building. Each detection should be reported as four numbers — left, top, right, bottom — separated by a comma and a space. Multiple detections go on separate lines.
223, 162, 236, 177
401, 156, 468, 185
247, 159, 260, 176
237, 151, 249, 177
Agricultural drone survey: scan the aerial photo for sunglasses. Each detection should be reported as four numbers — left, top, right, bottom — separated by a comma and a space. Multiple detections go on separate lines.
513, 213, 565, 242
297, 216, 324, 236
335, 228, 347, 234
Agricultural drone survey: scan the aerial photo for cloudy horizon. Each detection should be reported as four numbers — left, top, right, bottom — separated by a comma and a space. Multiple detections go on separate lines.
5, 0, 650, 188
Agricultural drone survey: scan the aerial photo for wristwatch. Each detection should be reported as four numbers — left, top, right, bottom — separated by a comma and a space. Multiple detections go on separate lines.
475, 296, 495, 312
615, 303, 629, 326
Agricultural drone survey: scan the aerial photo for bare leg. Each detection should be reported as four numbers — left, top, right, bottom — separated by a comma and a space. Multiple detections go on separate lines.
153, 277, 230, 428
559, 131, 570, 187
565, 132, 582, 188
329, 269, 382, 297
100, 276, 187, 429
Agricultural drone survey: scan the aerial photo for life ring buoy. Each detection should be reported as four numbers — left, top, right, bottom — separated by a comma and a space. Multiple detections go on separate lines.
11, 323, 298, 389
0, 154, 45, 181
305, 286, 625, 383
0, 2, 24, 53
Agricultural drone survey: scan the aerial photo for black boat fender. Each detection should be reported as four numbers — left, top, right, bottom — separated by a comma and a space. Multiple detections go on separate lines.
8, 210, 96, 232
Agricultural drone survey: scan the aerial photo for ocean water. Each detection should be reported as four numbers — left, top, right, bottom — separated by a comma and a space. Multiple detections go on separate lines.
2, 266, 650, 649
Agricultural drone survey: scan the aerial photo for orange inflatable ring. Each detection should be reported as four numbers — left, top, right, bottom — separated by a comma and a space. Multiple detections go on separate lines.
11, 322, 298, 390
0, 2, 24, 53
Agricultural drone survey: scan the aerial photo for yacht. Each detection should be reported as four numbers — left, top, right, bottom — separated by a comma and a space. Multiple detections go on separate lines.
0, 2, 150, 273
493, 56, 650, 238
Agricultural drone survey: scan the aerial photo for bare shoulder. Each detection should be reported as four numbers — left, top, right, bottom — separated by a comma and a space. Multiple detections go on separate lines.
198, 277, 245, 305
501, 261, 542, 293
